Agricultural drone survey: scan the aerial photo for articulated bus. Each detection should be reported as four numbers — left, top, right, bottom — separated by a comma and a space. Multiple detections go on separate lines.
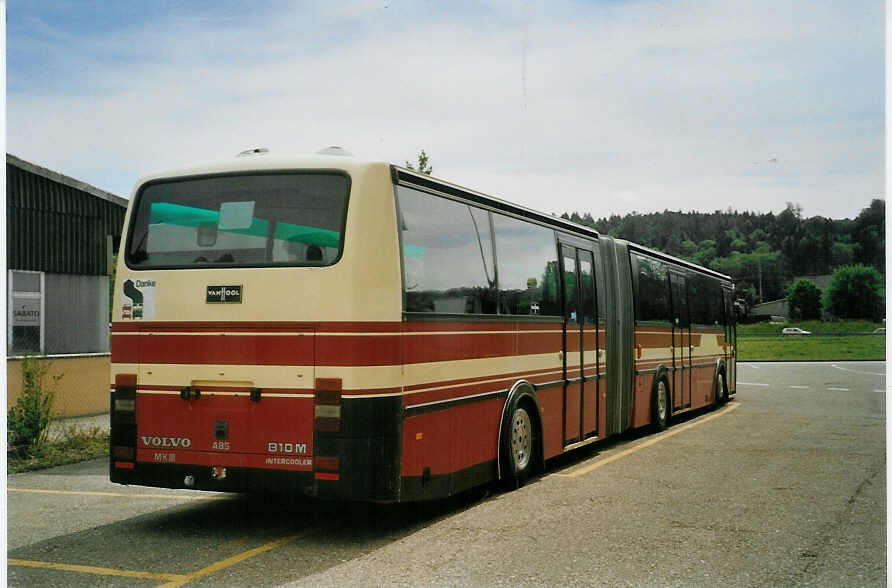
110, 149, 736, 501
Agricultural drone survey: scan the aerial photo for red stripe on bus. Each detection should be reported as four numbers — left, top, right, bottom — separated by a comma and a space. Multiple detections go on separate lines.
113, 334, 316, 366
404, 380, 514, 408
113, 332, 566, 366
403, 332, 515, 364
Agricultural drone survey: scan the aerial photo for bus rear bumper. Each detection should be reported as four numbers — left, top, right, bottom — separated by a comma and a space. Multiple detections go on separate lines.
110, 462, 318, 495
110, 436, 401, 501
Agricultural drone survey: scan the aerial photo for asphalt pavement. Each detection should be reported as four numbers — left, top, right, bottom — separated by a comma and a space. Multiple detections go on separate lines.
7, 362, 886, 587
285, 362, 886, 586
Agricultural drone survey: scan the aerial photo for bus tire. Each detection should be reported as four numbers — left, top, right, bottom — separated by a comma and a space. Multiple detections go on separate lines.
501, 400, 535, 489
714, 370, 727, 407
652, 375, 670, 432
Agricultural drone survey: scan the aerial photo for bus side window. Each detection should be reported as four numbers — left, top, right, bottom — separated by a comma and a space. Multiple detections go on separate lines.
562, 250, 578, 323
579, 251, 596, 325
396, 186, 498, 315
492, 214, 560, 316
635, 254, 670, 324
592, 241, 607, 320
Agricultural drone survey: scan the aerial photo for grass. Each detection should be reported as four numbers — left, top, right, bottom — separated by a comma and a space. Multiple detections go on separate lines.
737, 319, 886, 361
738, 334, 886, 361
8, 425, 109, 474
737, 320, 884, 336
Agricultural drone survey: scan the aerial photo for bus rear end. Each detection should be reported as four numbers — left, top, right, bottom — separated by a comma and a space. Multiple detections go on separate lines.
109, 155, 403, 499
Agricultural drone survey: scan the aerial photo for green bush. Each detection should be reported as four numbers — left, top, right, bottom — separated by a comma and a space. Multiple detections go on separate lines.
787, 279, 823, 320
824, 264, 885, 320
8, 356, 62, 448
9, 425, 109, 473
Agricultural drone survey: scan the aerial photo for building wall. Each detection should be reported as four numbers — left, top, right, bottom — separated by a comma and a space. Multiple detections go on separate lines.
7, 154, 126, 358
750, 299, 788, 318
44, 273, 110, 354
7, 156, 127, 276
7, 354, 110, 418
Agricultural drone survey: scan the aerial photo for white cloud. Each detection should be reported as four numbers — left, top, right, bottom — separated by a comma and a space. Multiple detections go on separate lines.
7, 0, 884, 219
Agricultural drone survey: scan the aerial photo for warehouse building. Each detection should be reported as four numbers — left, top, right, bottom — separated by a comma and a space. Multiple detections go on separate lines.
7, 154, 127, 416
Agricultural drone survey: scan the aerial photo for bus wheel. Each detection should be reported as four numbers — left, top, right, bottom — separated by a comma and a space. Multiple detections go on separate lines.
652, 376, 669, 432
502, 403, 534, 489
714, 371, 727, 407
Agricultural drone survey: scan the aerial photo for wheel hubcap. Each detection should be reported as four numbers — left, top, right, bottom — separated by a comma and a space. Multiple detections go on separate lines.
657, 381, 667, 420
511, 408, 532, 470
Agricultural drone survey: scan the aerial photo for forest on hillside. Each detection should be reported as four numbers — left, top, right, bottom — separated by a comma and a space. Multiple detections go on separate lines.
560, 199, 885, 309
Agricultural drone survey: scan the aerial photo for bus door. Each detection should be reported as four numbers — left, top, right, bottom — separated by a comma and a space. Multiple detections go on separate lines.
670, 273, 691, 410
559, 243, 599, 445
723, 287, 736, 389
578, 249, 598, 439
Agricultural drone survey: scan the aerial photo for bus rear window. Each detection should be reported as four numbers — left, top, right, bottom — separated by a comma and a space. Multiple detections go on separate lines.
126, 172, 349, 269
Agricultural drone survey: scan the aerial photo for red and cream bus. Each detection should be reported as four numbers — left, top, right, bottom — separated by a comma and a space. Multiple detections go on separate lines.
110, 149, 736, 501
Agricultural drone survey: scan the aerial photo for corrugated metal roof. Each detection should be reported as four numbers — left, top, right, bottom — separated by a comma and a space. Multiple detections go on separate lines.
7, 155, 127, 275
7, 154, 128, 207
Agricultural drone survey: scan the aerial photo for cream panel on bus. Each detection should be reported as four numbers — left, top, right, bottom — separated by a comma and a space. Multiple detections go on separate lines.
133, 363, 403, 393
694, 333, 725, 356
112, 160, 402, 324
403, 352, 564, 389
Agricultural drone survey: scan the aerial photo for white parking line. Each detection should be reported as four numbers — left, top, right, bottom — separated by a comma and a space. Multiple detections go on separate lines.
789, 385, 810, 389
743, 363, 761, 369
831, 364, 886, 377
738, 382, 770, 387
827, 387, 850, 391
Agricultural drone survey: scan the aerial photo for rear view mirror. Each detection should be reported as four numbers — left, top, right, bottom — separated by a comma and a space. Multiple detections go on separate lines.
197, 223, 217, 247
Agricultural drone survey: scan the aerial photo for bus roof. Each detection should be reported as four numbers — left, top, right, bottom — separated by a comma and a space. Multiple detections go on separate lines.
130, 151, 389, 198
132, 151, 730, 284
395, 166, 730, 284
626, 241, 733, 282
392, 166, 601, 241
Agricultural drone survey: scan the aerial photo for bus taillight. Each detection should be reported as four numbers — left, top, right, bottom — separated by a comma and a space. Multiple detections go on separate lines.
314, 456, 340, 481
112, 374, 138, 469
113, 446, 135, 459
314, 378, 342, 432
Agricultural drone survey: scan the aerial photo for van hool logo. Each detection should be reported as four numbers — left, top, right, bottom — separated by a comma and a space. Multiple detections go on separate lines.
206, 285, 242, 304
140, 436, 192, 448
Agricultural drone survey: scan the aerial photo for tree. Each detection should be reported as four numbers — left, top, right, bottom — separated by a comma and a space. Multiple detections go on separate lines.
830, 241, 857, 267
851, 199, 885, 269
405, 150, 433, 175
823, 265, 885, 321
786, 279, 822, 320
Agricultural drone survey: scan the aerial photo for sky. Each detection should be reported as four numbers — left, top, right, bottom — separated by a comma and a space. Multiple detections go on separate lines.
5, 0, 885, 220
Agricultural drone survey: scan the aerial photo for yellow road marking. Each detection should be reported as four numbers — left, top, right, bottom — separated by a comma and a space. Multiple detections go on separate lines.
10, 532, 312, 586
8, 488, 226, 501
155, 532, 307, 588
555, 402, 741, 478
8, 559, 187, 581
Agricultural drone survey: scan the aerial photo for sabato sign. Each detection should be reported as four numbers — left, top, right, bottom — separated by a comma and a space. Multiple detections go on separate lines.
12, 298, 40, 326
140, 436, 192, 448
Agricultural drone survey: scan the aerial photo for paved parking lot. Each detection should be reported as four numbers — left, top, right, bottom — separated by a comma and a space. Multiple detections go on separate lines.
8, 362, 886, 586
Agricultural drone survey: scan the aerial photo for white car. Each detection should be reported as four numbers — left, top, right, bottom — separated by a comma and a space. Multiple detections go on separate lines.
782, 327, 811, 336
